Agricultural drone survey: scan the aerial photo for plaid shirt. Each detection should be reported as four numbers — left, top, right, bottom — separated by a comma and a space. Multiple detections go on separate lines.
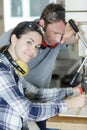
0, 53, 73, 130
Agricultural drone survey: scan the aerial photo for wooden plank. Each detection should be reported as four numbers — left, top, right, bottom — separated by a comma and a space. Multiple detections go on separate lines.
47, 116, 87, 130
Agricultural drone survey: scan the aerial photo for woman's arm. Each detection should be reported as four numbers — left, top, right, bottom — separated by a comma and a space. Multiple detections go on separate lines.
0, 65, 67, 121
24, 79, 73, 102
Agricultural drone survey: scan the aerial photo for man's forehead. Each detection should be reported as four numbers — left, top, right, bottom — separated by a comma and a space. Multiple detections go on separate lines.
47, 21, 65, 33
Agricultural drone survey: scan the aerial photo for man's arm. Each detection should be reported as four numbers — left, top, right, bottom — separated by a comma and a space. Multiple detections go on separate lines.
0, 29, 13, 47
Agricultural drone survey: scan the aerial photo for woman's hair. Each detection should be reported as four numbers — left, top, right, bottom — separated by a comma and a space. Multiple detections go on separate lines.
9, 21, 44, 43
40, 3, 65, 28
0, 21, 44, 52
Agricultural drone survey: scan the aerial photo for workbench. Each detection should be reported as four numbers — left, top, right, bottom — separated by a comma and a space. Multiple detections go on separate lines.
46, 115, 87, 130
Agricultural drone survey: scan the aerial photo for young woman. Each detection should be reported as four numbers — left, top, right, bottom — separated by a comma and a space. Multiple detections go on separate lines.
0, 21, 44, 130
0, 21, 85, 130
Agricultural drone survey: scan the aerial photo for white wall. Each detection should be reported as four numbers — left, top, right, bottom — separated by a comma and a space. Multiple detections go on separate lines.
65, 0, 87, 57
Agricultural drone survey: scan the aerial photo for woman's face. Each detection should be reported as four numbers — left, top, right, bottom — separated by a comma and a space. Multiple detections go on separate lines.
9, 31, 42, 63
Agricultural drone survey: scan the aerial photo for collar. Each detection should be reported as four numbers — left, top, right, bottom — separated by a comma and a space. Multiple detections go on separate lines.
41, 40, 57, 49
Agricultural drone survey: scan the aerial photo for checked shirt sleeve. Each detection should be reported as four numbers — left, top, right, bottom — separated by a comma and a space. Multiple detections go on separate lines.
25, 80, 73, 102
0, 69, 68, 122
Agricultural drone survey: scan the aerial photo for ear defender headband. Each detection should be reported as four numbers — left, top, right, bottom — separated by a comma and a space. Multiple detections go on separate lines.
3, 49, 29, 76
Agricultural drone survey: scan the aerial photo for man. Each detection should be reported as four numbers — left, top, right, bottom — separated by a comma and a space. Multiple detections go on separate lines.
0, 3, 78, 130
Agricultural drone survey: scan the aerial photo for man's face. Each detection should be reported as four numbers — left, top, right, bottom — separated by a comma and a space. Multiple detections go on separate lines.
44, 21, 65, 45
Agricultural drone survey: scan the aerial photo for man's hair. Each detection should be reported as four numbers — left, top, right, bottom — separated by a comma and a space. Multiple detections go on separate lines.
40, 3, 65, 26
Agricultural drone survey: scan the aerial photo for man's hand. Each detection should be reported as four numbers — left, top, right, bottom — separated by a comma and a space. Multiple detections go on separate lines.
60, 21, 79, 44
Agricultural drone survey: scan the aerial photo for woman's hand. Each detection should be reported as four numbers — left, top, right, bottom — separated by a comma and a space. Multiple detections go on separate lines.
66, 94, 86, 109
72, 84, 83, 96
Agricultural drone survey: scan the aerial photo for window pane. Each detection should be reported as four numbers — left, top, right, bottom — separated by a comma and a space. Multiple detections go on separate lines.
29, 0, 65, 17
30, 0, 51, 17
11, 0, 22, 17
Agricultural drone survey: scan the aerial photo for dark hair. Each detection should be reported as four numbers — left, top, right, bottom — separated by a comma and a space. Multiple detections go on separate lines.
40, 3, 65, 26
9, 21, 44, 43
0, 21, 44, 52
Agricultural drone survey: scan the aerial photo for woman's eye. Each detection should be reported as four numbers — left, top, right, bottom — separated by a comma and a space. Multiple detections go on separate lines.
27, 41, 41, 49
27, 41, 32, 45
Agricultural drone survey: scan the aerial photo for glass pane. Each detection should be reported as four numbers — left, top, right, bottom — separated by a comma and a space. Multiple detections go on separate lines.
11, 0, 22, 17
30, 0, 51, 17
29, 0, 65, 17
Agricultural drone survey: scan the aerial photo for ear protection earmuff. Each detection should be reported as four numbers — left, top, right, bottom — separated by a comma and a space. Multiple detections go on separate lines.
3, 49, 29, 76
16, 60, 29, 76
